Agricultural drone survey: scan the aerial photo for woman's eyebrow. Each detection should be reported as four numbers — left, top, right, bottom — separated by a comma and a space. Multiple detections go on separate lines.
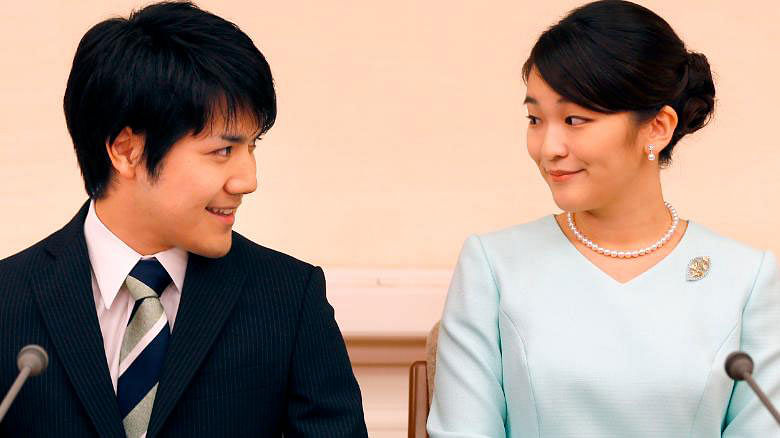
220, 134, 245, 142
523, 95, 572, 105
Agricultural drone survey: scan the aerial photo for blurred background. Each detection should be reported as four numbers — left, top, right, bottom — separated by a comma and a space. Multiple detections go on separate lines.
1, 1, 778, 436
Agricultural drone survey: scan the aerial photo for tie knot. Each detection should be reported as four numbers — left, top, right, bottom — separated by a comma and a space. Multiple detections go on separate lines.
126, 258, 172, 300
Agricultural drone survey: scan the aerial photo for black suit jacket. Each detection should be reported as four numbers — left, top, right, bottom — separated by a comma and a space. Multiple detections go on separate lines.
0, 202, 368, 437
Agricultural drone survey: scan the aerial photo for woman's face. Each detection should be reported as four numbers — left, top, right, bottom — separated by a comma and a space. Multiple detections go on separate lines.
525, 68, 648, 213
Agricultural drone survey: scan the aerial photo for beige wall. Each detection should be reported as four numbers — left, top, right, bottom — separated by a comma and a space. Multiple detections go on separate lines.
2, 1, 779, 267
2, 1, 778, 436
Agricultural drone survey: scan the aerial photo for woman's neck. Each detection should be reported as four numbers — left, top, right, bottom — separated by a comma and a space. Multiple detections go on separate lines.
569, 186, 673, 250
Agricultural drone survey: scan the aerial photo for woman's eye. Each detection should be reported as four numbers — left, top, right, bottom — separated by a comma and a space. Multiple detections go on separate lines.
527, 115, 540, 125
214, 146, 232, 157
565, 116, 588, 126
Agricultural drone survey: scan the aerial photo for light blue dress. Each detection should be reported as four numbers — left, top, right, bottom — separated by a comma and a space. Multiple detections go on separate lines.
428, 216, 780, 437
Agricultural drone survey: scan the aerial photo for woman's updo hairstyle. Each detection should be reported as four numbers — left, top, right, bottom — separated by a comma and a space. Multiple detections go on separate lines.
522, 0, 715, 165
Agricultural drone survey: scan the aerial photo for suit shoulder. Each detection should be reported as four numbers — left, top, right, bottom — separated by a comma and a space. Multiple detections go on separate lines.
0, 232, 55, 274
0, 232, 60, 300
231, 232, 316, 276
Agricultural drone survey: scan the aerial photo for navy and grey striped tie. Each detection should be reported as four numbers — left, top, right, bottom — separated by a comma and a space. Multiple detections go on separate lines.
117, 259, 172, 438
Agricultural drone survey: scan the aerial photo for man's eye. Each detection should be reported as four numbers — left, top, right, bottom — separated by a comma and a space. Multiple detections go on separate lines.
565, 116, 588, 126
215, 146, 232, 157
527, 115, 540, 125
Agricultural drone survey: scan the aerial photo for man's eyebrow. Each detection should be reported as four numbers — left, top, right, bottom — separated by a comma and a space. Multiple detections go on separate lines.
219, 129, 263, 143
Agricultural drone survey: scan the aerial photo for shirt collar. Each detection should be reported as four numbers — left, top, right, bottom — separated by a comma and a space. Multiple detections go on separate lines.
83, 200, 188, 309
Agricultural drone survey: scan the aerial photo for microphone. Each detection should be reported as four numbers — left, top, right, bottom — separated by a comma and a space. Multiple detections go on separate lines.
725, 351, 780, 426
0, 345, 49, 423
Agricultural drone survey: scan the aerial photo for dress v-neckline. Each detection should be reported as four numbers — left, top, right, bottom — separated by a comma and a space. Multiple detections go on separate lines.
549, 214, 694, 287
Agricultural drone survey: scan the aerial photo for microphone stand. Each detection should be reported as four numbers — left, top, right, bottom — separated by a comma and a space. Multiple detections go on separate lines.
725, 351, 780, 426
0, 345, 48, 423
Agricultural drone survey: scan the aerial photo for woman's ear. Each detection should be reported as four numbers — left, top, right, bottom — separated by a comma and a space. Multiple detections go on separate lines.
646, 105, 678, 155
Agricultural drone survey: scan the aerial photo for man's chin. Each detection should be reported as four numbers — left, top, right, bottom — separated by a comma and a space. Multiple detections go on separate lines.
188, 235, 233, 258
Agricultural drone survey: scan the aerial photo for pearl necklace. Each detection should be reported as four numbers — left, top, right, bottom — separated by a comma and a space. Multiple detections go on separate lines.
566, 202, 679, 258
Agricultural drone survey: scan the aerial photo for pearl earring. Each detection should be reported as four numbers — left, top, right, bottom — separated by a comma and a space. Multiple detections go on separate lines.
648, 144, 656, 161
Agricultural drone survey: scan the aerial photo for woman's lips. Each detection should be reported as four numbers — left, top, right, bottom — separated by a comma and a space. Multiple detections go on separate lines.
548, 169, 583, 182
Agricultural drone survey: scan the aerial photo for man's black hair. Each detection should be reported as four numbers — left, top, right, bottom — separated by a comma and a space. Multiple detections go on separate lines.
64, 1, 276, 198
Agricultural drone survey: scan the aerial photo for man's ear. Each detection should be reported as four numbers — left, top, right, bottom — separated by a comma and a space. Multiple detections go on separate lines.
106, 127, 145, 180
645, 105, 678, 155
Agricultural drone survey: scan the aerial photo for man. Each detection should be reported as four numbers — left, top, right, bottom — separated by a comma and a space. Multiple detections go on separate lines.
0, 2, 367, 436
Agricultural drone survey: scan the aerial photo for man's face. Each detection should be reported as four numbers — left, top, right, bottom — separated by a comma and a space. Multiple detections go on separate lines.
131, 113, 260, 258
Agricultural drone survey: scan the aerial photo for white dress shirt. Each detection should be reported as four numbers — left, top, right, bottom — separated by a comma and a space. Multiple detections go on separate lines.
83, 200, 188, 393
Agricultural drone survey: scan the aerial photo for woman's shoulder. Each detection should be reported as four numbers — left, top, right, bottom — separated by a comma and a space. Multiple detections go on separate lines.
671, 221, 777, 295
477, 215, 559, 241
461, 215, 564, 261
685, 221, 769, 270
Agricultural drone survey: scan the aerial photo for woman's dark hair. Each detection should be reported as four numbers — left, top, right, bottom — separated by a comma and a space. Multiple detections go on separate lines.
64, 1, 276, 199
522, 0, 715, 165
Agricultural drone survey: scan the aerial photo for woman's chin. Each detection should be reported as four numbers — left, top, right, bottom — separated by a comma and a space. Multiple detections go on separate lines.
550, 190, 591, 213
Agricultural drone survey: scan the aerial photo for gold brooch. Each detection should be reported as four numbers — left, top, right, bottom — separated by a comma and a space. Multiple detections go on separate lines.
687, 256, 711, 281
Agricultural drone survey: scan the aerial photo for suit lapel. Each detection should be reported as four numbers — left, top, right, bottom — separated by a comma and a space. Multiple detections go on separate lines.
147, 241, 248, 437
31, 201, 125, 437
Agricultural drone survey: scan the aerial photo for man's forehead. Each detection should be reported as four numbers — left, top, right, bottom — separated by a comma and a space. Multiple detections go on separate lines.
200, 114, 262, 139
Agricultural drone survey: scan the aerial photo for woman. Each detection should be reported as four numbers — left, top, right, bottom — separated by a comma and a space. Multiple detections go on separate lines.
427, 1, 780, 436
